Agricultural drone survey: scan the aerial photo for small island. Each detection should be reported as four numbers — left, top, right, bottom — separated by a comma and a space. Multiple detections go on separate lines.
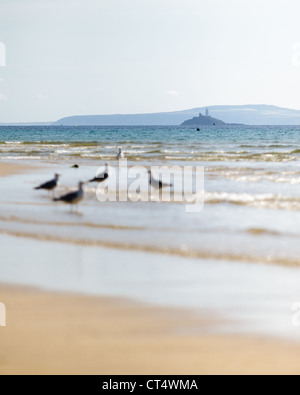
181, 109, 225, 126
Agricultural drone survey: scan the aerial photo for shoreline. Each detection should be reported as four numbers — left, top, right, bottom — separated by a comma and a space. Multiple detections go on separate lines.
1, 159, 300, 270
1, 282, 300, 375
2, 160, 300, 374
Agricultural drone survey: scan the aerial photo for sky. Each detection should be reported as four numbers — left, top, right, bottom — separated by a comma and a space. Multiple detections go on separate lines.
1, 0, 300, 122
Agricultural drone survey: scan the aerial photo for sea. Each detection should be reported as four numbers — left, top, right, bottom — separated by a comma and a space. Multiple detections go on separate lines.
1, 124, 300, 339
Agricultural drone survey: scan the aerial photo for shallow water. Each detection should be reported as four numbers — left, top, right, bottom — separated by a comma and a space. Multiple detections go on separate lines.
1, 125, 300, 164
1, 164, 300, 266
1, 234, 300, 340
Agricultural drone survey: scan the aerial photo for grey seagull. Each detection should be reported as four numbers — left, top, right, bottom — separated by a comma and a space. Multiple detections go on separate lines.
53, 181, 84, 211
148, 170, 173, 189
34, 173, 61, 196
89, 163, 109, 183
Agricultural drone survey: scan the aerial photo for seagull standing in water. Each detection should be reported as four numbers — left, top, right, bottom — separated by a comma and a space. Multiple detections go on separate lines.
148, 170, 172, 189
117, 148, 124, 160
88, 163, 109, 183
53, 181, 84, 212
34, 173, 61, 196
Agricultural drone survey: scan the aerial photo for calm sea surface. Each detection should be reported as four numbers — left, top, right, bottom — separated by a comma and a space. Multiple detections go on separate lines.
1, 125, 300, 163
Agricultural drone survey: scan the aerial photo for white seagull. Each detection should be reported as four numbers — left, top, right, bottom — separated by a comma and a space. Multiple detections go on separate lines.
117, 148, 124, 160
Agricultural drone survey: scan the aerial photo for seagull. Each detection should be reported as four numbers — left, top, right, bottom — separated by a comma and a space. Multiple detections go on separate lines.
148, 170, 172, 189
53, 181, 84, 211
89, 163, 109, 183
117, 148, 124, 160
34, 173, 61, 196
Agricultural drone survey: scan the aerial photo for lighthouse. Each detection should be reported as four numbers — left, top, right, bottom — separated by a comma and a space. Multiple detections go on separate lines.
205, 108, 209, 117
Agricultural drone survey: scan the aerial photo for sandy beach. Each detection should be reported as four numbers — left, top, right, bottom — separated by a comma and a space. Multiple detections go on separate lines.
1, 283, 300, 375
1, 157, 300, 375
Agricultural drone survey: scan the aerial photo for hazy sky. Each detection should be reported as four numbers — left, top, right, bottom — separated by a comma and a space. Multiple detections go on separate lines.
1, 0, 300, 122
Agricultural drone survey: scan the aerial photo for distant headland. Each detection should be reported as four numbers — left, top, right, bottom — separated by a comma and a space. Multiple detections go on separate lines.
52, 105, 300, 126
3, 104, 300, 126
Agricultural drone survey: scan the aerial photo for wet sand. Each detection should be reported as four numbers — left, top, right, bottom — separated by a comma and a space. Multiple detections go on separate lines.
0, 161, 33, 177
1, 283, 300, 375
2, 161, 300, 375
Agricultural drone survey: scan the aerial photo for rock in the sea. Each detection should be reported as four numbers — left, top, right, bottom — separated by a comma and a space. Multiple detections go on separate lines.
181, 113, 225, 126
